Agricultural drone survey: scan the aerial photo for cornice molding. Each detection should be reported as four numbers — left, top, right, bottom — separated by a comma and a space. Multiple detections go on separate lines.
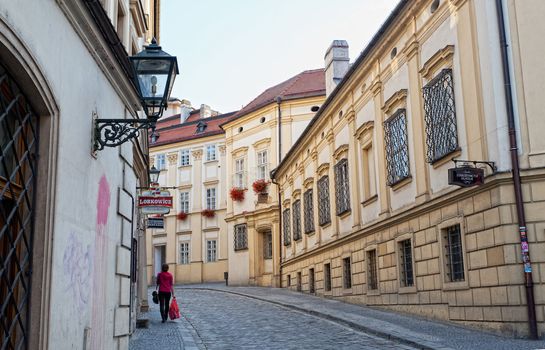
317, 162, 330, 176
420, 45, 455, 80
382, 89, 408, 115
252, 138, 271, 150
333, 144, 349, 160
232, 146, 249, 158
355, 121, 374, 142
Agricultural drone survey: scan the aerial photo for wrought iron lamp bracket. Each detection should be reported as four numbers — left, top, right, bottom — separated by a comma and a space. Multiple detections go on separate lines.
452, 159, 497, 173
93, 118, 156, 152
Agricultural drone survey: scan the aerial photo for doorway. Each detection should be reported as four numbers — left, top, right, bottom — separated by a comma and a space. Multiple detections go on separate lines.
153, 245, 166, 279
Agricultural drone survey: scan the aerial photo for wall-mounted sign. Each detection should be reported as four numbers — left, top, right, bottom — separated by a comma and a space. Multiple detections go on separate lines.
138, 190, 172, 215
147, 217, 164, 229
448, 166, 484, 187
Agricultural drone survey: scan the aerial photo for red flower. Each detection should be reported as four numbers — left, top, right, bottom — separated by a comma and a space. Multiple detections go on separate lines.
201, 208, 215, 218
252, 179, 269, 194
230, 187, 245, 202
177, 212, 188, 221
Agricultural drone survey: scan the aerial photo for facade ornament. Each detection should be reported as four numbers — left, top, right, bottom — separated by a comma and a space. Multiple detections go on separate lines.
192, 149, 203, 160
167, 152, 178, 165
218, 145, 226, 155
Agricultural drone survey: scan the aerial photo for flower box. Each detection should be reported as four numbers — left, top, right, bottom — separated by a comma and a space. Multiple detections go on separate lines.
177, 211, 188, 221
252, 179, 269, 194
230, 187, 245, 202
201, 208, 215, 218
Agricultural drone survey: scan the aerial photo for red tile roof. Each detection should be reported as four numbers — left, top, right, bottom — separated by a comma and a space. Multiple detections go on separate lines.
227, 69, 325, 122
150, 111, 236, 147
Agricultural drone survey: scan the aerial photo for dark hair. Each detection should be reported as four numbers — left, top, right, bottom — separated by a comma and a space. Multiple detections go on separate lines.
162, 263, 169, 272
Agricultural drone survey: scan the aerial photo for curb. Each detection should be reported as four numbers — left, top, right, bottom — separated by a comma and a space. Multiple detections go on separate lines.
178, 287, 448, 350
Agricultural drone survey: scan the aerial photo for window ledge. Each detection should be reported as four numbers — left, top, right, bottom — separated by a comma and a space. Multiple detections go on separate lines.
361, 194, 378, 207
178, 164, 192, 169
441, 280, 469, 291
204, 159, 219, 164
342, 287, 353, 295
390, 176, 412, 192
366, 288, 380, 296
234, 247, 248, 252
337, 209, 351, 219
319, 221, 332, 228
431, 148, 461, 169
398, 285, 417, 294
305, 230, 316, 236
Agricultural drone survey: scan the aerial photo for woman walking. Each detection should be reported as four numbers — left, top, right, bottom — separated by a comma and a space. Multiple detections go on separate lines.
156, 263, 174, 322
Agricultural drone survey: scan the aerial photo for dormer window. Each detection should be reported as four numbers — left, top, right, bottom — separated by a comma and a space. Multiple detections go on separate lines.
196, 121, 207, 134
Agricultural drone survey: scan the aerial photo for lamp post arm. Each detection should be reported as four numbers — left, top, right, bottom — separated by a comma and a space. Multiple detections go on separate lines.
94, 118, 156, 151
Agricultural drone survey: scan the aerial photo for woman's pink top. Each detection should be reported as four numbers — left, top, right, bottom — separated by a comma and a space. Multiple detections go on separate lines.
157, 271, 173, 292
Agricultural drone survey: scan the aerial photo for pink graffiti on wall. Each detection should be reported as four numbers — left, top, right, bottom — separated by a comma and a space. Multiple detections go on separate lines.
90, 175, 111, 349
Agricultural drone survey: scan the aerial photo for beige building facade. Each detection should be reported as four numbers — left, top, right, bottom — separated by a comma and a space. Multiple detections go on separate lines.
147, 103, 232, 285
271, 0, 545, 338
222, 69, 326, 287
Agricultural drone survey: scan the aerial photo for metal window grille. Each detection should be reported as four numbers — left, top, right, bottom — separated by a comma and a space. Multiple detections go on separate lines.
206, 145, 216, 161
384, 109, 410, 186
283, 208, 291, 246
179, 242, 190, 264
445, 225, 464, 282
206, 188, 216, 210
309, 268, 315, 294
179, 149, 190, 166
324, 263, 331, 291
334, 159, 350, 215
343, 257, 352, 289
234, 224, 248, 251
0, 64, 39, 350
156, 154, 166, 170
179, 192, 190, 213
399, 240, 414, 287
263, 231, 272, 259
206, 240, 217, 262
303, 189, 314, 234
297, 271, 302, 292
317, 176, 331, 226
423, 69, 458, 163
367, 250, 378, 290
292, 200, 301, 241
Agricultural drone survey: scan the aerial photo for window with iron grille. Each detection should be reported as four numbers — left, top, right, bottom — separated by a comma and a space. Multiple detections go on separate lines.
283, 208, 291, 246
156, 153, 166, 170
0, 63, 39, 349
264, 231, 272, 259
444, 224, 464, 282
317, 176, 331, 226
343, 257, 352, 289
235, 158, 245, 188
179, 191, 190, 213
423, 69, 458, 163
257, 150, 268, 180
234, 224, 248, 251
206, 240, 217, 262
206, 187, 216, 210
334, 159, 350, 215
297, 271, 302, 292
303, 189, 314, 234
180, 242, 190, 264
309, 268, 315, 294
292, 200, 302, 241
384, 109, 410, 186
179, 149, 190, 166
399, 239, 414, 287
287, 275, 291, 286
367, 250, 378, 290
324, 263, 332, 291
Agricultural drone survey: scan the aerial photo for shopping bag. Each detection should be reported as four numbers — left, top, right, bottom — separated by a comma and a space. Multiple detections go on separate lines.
169, 297, 180, 320
152, 291, 159, 304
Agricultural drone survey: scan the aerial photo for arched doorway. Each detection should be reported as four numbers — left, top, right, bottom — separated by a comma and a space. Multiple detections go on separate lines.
0, 62, 40, 349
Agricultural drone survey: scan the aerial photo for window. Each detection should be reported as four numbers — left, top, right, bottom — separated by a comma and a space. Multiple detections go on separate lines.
334, 159, 350, 215
257, 150, 268, 180
179, 149, 190, 166
309, 268, 315, 294
179, 242, 190, 264
287, 275, 291, 286
235, 158, 245, 188
423, 69, 458, 163
206, 240, 217, 262
206, 188, 216, 210
362, 144, 377, 200
324, 263, 332, 291
234, 224, 248, 251
297, 272, 302, 292
292, 200, 301, 241
444, 225, 464, 282
179, 192, 190, 213
384, 109, 410, 186
317, 176, 331, 226
264, 232, 272, 259
156, 154, 166, 170
283, 208, 291, 246
196, 121, 207, 133
303, 189, 314, 234
343, 257, 352, 289
367, 250, 378, 290
399, 239, 414, 287
206, 144, 216, 161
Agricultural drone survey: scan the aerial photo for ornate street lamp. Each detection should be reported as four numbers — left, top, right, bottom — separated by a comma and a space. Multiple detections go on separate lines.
93, 38, 179, 151
149, 165, 160, 184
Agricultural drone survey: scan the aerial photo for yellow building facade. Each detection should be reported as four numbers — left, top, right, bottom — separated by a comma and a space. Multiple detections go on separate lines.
271, 0, 545, 338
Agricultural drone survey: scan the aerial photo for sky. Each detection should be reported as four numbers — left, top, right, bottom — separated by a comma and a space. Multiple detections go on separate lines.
160, 0, 399, 113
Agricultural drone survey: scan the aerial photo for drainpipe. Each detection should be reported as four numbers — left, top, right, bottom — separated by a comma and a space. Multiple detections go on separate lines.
496, 0, 538, 339
274, 96, 283, 288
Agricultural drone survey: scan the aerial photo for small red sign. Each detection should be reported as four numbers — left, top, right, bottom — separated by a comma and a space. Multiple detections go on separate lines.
138, 196, 173, 207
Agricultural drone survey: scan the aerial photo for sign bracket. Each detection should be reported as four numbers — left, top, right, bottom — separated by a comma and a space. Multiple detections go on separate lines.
452, 159, 496, 173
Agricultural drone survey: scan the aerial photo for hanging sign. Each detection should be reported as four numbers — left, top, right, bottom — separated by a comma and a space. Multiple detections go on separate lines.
147, 217, 164, 229
138, 190, 172, 214
448, 166, 484, 187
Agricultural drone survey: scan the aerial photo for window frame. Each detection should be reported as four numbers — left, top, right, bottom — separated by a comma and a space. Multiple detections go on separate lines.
179, 149, 190, 166
206, 187, 216, 210
156, 153, 166, 170
292, 200, 302, 241
206, 240, 217, 262
317, 176, 331, 226
283, 208, 291, 246
303, 189, 315, 234
263, 231, 273, 259
384, 108, 410, 186
334, 158, 351, 215
323, 263, 332, 292
256, 150, 268, 180
206, 144, 216, 162
179, 242, 190, 265
342, 257, 352, 290
179, 191, 190, 213
366, 249, 378, 291
234, 224, 248, 251
399, 239, 414, 288
235, 157, 245, 188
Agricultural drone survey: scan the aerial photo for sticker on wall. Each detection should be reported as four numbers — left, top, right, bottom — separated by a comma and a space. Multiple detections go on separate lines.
521, 241, 529, 253
524, 263, 532, 273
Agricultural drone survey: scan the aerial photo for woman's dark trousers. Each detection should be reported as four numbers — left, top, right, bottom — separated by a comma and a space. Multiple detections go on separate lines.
158, 292, 171, 321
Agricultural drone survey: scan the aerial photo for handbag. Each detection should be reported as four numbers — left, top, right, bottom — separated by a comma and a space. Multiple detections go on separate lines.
169, 297, 180, 320
152, 291, 159, 304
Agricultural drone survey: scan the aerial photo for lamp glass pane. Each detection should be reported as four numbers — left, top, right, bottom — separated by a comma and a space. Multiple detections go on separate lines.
137, 74, 168, 99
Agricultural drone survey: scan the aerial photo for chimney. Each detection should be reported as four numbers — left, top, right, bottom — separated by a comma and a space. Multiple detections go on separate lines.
179, 99, 192, 123
324, 40, 349, 96
200, 104, 211, 119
